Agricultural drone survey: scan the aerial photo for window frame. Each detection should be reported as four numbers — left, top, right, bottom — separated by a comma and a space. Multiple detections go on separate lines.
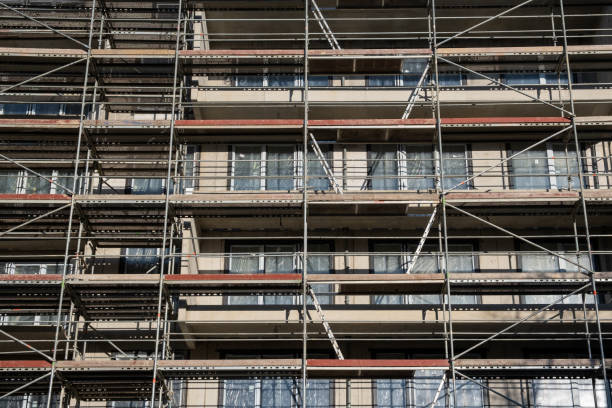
368, 241, 479, 305
230, 144, 333, 192
0, 103, 81, 116
366, 144, 441, 191
0, 169, 72, 195
225, 241, 334, 306
507, 142, 585, 190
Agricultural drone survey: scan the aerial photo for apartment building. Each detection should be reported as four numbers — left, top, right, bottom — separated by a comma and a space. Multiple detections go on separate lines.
0, 0, 611, 407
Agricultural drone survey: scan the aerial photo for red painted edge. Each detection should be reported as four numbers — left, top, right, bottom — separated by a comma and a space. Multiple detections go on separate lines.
441, 117, 570, 125
0, 274, 62, 281
166, 273, 301, 281
0, 360, 51, 368
308, 359, 449, 368
0, 194, 70, 200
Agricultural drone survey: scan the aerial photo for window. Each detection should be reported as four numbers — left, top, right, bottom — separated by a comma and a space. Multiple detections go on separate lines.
371, 243, 477, 305
232, 75, 329, 88
509, 143, 581, 190
122, 248, 161, 274
368, 145, 436, 191
367, 75, 400, 87
531, 379, 607, 407
367, 144, 467, 191
0, 169, 73, 195
231, 145, 331, 192
520, 243, 593, 305
0, 394, 59, 408
235, 75, 265, 87
127, 177, 175, 195
442, 144, 470, 190
308, 76, 331, 87
0, 103, 85, 117
268, 75, 299, 88
181, 145, 197, 194
107, 402, 148, 408
222, 377, 330, 407
0, 261, 64, 326
374, 366, 483, 408
0, 261, 63, 275
227, 243, 332, 306
503, 73, 569, 86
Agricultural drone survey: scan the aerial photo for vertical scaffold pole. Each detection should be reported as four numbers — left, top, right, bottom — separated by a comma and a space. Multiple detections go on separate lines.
430, 0, 457, 405
559, 0, 611, 404
302, 0, 310, 407
150, 0, 183, 406
46, 1, 97, 407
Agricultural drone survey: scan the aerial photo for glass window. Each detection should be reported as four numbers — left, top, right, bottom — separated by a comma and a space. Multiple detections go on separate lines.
376, 379, 406, 407
442, 145, 470, 190
307, 147, 331, 191
24, 171, 52, 194
411, 370, 446, 407
543, 73, 569, 85
236, 75, 264, 87
521, 243, 592, 305
503, 73, 542, 85
182, 145, 197, 193
223, 379, 257, 407
0, 394, 60, 408
233, 145, 334, 192
261, 379, 293, 407
367, 75, 397, 87
131, 178, 164, 194
404, 145, 435, 190
2, 104, 28, 115
31, 104, 61, 115
268, 75, 298, 87
503, 73, 569, 86
304, 379, 331, 407
509, 145, 550, 189
233, 146, 262, 191
266, 146, 294, 191
307, 243, 332, 305
107, 402, 148, 408
372, 243, 476, 305
437, 73, 463, 86
308, 76, 330, 87
222, 378, 326, 407
264, 245, 296, 305
372, 242, 404, 305
63, 104, 83, 116
369, 145, 399, 190
552, 144, 580, 190
509, 144, 581, 190
123, 248, 160, 274
228, 243, 329, 306
0, 171, 19, 194
228, 245, 262, 305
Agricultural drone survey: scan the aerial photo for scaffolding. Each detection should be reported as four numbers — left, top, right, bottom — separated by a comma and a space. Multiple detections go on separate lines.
0, 0, 611, 407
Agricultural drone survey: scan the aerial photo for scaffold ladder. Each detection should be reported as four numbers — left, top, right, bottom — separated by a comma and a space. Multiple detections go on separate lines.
405, 206, 438, 274
309, 133, 343, 194
311, 0, 341, 50
307, 285, 345, 359
402, 62, 430, 119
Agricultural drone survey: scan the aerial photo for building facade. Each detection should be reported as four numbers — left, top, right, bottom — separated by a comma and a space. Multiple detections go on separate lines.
0, 0, 611, 407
